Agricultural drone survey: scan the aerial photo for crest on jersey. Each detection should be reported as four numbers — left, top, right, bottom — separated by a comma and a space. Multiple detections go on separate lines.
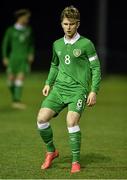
73, 49, 81, 57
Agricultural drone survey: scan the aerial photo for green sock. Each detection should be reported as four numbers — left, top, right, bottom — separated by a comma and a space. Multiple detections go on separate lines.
14, 85, 23, 102
69, 131, 81, 163
38, 126, 55, 152
8, 83, 15, 101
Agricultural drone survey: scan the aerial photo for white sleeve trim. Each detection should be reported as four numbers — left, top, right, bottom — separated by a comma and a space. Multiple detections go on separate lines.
89, 55, 98, 62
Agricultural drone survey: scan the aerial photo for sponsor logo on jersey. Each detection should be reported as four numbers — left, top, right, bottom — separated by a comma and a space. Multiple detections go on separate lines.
73, 49, 81, 57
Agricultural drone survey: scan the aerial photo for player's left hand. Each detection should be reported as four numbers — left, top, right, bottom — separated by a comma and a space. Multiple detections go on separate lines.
87, 92, 96, 107
28, 54, 34, 64
3, 57, 9, 67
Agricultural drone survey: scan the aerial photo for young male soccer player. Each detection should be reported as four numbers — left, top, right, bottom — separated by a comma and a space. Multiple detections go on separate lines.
37, 6, 101, 173
2, 9, 34, 109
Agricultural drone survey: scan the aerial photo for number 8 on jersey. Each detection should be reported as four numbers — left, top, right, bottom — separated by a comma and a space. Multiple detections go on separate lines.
65, 55, 71, 64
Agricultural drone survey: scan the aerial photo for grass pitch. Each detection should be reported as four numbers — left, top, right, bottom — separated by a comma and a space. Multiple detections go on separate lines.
0, 73, 127, 179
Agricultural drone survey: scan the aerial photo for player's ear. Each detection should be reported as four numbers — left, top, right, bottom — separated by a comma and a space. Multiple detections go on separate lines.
61, 21, 63, 28
77, 21, 80, 29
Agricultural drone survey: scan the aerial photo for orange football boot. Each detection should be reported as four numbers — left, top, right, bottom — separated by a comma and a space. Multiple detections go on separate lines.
71, 162, 81, 173
41, 150, 59, 169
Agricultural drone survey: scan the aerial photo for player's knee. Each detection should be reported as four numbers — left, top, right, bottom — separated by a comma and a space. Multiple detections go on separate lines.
8, 75, 15, 81
67, 120, 78, 127
37, 109, 50, 124
16, 73, 25, 80
37, 113, 48, 124
67, 116, 79, 127
67, 112, 80, 127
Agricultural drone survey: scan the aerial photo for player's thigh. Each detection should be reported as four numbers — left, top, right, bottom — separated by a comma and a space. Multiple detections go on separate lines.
66, 111, 80, 127
42, 87, 65, 115
7, 67, 16, 81
37, 108, 56, 123
7, 73, 15, 81
6, 65, 24, 81
15, 63, 29, 80
19, 63, 30, 75
68, 93, 86, 116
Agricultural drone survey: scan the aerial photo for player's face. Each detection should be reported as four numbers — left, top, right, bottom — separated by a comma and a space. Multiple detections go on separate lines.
18, 14, 30, 26
61, 18, 80, 39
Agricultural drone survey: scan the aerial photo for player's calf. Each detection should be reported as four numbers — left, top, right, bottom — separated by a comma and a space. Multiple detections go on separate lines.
37, 108, 58, 169
66, 112, 81, 173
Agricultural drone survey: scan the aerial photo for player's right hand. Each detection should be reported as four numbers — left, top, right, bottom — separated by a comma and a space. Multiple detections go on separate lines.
42, 85, 50, 96
3, 58, 9, 67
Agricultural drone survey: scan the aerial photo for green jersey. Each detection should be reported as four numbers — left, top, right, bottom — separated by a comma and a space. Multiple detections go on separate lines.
46, 33, 101, 94
2, 24, 34, 65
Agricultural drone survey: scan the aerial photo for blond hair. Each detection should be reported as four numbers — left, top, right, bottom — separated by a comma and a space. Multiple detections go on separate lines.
14, 9, 31, 19
60, 6, 80, 22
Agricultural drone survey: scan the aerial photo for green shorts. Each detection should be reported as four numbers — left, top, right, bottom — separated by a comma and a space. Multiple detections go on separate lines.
7, 62, 30, 75
41, 86, 87, 115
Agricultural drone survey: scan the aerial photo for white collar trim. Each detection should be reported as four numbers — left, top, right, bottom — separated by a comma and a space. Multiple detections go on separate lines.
14, 23, 25, 30
64, 33, 80, 45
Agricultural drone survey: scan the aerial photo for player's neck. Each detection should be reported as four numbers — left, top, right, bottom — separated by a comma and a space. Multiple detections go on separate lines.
65, 32, 77, 40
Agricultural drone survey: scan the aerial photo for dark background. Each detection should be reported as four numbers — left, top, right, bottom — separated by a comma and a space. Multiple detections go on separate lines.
0, 0, 126, 74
